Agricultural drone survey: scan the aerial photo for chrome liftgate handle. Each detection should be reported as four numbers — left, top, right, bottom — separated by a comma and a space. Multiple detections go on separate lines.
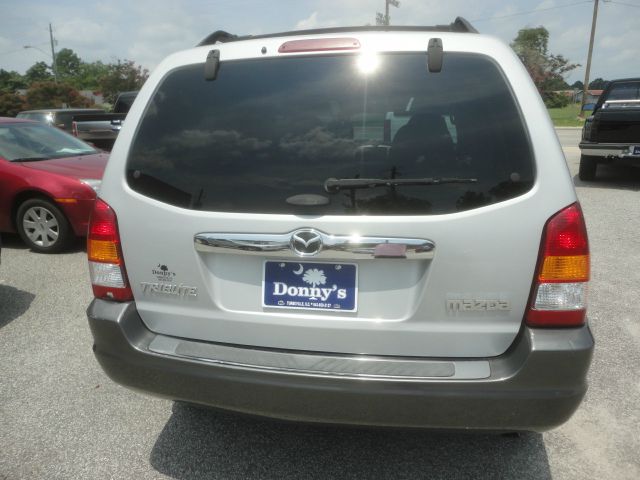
194, 229, 435, 260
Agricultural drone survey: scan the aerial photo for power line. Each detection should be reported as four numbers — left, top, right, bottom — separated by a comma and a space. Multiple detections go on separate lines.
471, 1, 591, 22
0, 42, 49, 57
605, 0, 640, 8
0, 47, 27, 56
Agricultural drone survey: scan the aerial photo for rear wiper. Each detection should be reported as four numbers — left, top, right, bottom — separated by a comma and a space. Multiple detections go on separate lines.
324, 177, 477, 193
11, 157, 49, 162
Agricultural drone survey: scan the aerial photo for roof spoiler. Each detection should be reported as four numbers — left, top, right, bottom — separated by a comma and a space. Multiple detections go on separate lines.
451, 17, 478, 34
196, 17, 478, 47
198, 30, 238, 46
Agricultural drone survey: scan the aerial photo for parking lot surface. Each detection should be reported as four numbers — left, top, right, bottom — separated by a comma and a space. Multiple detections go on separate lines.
1, 128, 639, 479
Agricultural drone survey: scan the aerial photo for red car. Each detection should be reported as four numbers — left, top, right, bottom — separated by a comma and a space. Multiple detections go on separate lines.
0, 117, 108, 252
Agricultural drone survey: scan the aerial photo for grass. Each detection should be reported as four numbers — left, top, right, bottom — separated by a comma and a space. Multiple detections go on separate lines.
547, 103, 591, 127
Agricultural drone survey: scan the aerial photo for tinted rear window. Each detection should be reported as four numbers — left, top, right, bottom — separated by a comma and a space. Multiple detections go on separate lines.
606, 82, 640, 101
127, 52, 533, 215
114, 93, 137, 113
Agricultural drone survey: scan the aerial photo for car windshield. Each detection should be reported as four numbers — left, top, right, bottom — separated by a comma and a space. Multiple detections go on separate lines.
0, 122, 96, 161
127, 52, 534, 215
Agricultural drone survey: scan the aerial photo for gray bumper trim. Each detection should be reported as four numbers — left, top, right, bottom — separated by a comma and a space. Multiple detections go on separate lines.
579, 142, 640, 158
87, 299, 594, 431
148, 334, 490, 380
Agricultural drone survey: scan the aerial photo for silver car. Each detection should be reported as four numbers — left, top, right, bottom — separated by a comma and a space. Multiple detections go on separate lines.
86, 18, 593, 431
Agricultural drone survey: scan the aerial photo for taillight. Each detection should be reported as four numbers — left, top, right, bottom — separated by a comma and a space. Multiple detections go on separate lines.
526, 203, 589, 327
87, 199, 133, 301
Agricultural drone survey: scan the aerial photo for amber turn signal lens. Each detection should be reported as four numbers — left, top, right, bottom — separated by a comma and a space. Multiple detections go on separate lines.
88, 239, 120, 263
539, 254, 589, 282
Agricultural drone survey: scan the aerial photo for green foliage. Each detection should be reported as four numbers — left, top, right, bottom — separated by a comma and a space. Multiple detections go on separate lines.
25, 61, 53, 83
56, 48, 82, 79
571, 80, 584, 90
8, 49, 148, 106
25, 81, 91, 109
511, 26, 579, 107
0, 91, 26, 116
545, 76, 570, 91
588, 78, 609, 90
544, 92, 571, 109
71, 61, 110, 90
99, 60, 148, 104
0, 69, 27, 93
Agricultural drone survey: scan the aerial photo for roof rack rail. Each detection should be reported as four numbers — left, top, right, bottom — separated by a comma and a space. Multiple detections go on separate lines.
196, 17, 478, 47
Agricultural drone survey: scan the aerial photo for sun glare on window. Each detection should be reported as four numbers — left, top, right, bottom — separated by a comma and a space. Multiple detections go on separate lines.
356, 52, 380, 75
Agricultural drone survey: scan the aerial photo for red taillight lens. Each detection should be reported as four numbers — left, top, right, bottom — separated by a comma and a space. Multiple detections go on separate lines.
526, 203, 590, 327
542, 203, 589, 257
89, 200, 118, 237
87, 199, 133, 301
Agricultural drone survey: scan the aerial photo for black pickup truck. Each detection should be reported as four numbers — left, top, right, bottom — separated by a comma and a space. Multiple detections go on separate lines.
579, 78, 640, 180
71, 91, 138, 151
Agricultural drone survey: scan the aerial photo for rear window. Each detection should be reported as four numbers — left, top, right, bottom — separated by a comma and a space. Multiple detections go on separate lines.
114, 92, 137, 113
605, 82, 640, 102
127, 52, 533, 215
17, 112, 50, 124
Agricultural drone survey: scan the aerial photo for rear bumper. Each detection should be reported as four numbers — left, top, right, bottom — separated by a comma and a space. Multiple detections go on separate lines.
579, 142, 640, 159
87, 299, 594, 431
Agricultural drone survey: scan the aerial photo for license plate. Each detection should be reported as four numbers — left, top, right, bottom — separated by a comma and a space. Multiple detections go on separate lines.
263, 261, 357, 312
633, 146, 640, 155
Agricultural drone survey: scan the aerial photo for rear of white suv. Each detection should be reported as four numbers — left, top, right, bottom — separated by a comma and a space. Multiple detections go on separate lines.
86, 20, 593, 431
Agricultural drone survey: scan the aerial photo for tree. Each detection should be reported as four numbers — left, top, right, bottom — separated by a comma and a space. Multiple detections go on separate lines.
511, 27, 579, 108
25, 61, 53, 83
571, 80, 584, 90
70, 61, 110, 90
0, 92, 26, 116
55, 48, 82, 79
0, 69, 26, 93
26, 81, 91, 109
99, 60, 148, 104
588, 78, 609, 90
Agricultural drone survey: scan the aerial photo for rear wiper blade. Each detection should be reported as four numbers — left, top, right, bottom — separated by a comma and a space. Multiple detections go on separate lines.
324, 177, 477, 193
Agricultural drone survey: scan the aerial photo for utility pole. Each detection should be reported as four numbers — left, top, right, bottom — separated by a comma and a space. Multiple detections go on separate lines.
579, 0, 599, 118
376, 0, 400, 26
49, 22, 58, 83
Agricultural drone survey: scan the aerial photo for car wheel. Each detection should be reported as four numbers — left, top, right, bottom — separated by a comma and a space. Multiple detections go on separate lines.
16, 198, 72, 253
578, 155, 598, 181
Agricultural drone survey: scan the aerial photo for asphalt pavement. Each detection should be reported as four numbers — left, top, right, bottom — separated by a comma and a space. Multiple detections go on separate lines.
1, 128, 639, 479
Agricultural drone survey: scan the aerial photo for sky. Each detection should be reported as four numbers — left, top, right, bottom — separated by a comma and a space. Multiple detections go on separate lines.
0, 0, 638, 85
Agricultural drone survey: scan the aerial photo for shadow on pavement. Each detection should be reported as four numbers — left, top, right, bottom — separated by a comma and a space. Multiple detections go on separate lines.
0, 233, 28, 250
151, 403, 551, 480
573, 163, 640, 191
0, 285, 35, 328
0, 233, 86, 253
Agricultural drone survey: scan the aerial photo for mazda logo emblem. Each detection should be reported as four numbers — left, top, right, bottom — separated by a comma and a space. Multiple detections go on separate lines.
290, 229, 323, 257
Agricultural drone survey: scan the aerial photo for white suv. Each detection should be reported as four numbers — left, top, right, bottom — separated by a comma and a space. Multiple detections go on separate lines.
86, 19, 593, 431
